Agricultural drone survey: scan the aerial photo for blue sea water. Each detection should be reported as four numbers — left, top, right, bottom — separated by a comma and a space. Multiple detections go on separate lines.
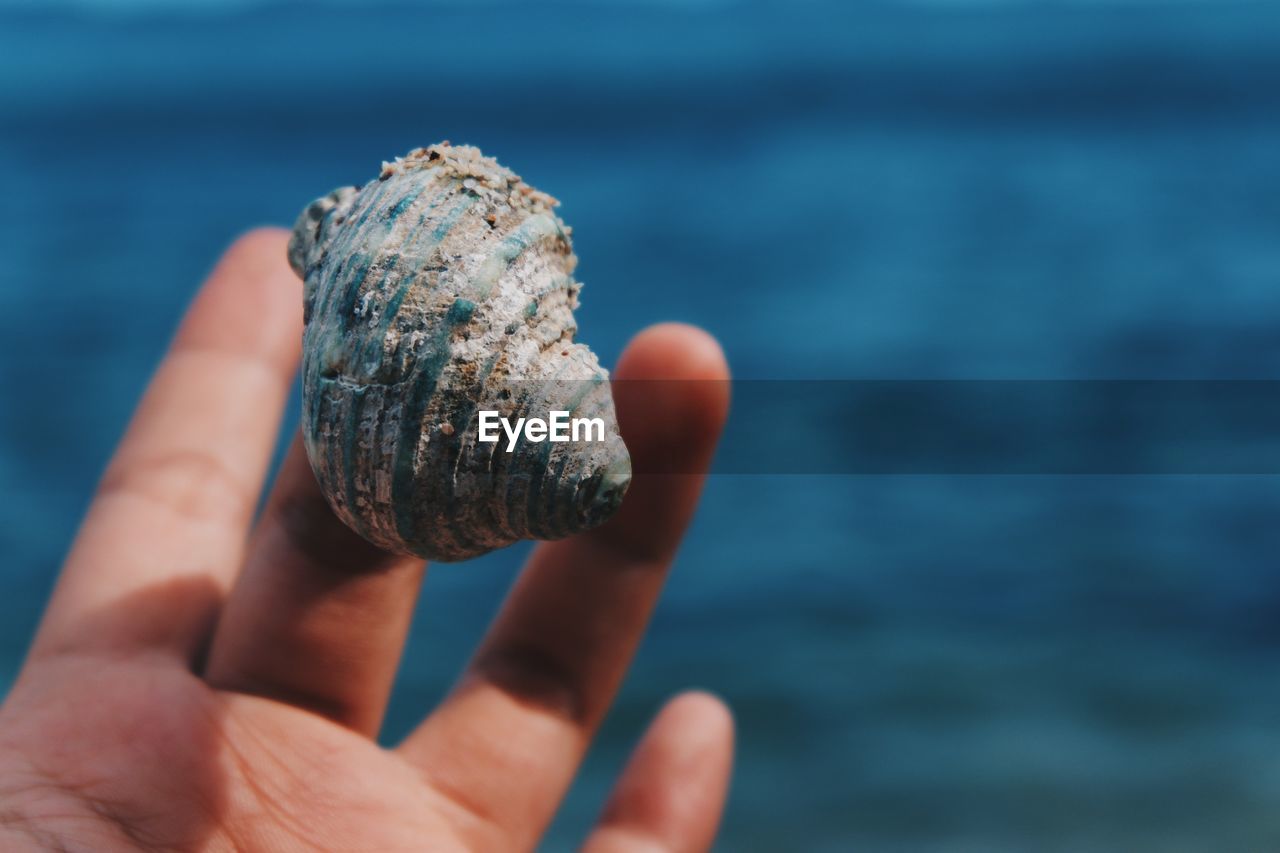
2, 1, 1280, 849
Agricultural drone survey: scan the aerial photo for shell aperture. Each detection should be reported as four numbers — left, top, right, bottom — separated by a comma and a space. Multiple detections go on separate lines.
288, 143, 631, 561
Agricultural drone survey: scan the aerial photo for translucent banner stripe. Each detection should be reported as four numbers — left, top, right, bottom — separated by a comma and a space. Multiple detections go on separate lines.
468, 380, 1280, 474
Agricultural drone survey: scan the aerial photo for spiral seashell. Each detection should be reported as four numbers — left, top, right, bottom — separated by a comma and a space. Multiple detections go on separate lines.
288, 143, 631, 561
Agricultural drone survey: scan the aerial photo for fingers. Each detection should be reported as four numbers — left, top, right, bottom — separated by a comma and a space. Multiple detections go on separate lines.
583, 692, 734, 853
400, 323, 730, 850
203, 435, 424, 735
31, 229, 302, 663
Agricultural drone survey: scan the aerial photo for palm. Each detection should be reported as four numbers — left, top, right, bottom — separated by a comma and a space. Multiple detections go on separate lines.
3, 660, 449, 850
0, 231, 732, 852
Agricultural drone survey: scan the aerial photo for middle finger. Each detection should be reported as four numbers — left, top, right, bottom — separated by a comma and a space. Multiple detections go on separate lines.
204, 435, 424, 736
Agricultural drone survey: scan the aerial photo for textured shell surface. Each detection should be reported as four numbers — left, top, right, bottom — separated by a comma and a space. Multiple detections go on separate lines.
288, 143, 631, 561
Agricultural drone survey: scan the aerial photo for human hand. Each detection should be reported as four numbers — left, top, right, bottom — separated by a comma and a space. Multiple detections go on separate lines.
0, 230, 733, 852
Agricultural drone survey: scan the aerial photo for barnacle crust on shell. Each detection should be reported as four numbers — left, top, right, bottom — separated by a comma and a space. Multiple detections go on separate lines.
288, 143, 631, 561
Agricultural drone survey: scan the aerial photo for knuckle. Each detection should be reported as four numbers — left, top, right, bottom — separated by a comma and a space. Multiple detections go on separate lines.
468, 641, 588, 726
273, 480, 402, 575
98, 449, 253, 528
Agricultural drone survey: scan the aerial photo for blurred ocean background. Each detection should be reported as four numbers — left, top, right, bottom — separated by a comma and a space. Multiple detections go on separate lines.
3, 0, 1280, 849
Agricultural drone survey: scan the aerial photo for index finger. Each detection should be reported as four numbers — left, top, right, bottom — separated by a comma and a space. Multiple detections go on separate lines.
31, 229, 302, 664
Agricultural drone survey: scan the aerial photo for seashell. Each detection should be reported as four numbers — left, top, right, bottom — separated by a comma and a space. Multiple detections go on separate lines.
287, 143, 631, 561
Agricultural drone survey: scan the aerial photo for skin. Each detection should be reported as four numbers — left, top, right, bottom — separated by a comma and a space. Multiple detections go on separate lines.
0, 229, 734, 852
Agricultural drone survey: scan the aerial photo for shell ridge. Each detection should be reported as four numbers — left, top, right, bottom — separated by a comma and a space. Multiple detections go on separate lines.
435, 350, 505, 557
339, 383, 376, 542
310, 179, 395, 324
315, 174, 416, 335
358, 191, 477, 370
524, 375, 598, 539
311, 373, 404, 547
508, 353, 584, 539
362, 384, 401, 545
369, 193, 479, 349
541, 451, 575, 539
320, 177, 467, 392
496, 343, 589, 542
389, 318, 457, 548
313, 382, 351, 526
362, 384, 397, 544
338, 176, 440, 349
470, 213, 564, 302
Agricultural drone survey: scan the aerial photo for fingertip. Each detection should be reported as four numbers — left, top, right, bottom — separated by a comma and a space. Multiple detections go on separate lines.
615, 322, 731, 385
212, 228, 295, 303
586, 689, 735, 852
658, 690, 736, 749
177, 227, 301, 368
644, 691, 736, 788
612, 324, 731, 470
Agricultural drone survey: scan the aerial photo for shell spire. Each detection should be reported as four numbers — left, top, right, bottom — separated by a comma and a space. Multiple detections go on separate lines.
289, 143, 631, 561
